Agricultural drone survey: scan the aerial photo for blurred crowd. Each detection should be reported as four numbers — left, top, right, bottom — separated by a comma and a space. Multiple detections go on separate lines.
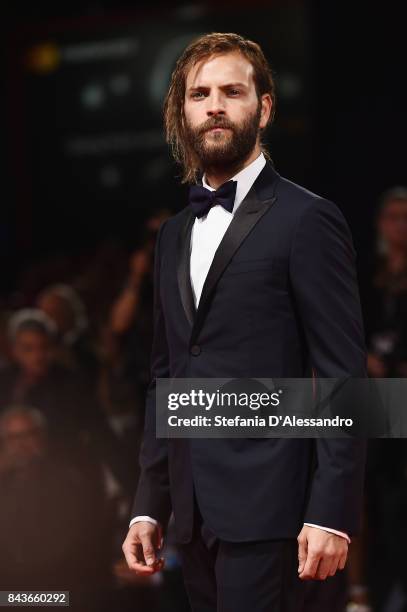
0, 208, 189, 612
349, 186, 407, 612
0, 188, 407, 612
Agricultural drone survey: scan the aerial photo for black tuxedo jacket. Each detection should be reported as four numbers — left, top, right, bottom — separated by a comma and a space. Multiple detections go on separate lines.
130, 162, 367, 544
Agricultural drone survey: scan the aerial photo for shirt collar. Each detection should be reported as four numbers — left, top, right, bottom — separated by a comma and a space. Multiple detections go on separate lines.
202, 152, 266, 213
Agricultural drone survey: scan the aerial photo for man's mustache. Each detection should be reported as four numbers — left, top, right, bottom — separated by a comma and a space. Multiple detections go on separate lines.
197, 117, 235, 135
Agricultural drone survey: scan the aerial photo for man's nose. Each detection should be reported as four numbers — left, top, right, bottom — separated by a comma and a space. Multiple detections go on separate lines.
206, 93, 226, 116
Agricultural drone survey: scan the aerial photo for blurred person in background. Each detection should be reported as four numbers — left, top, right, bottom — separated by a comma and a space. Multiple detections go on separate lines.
96, 211, 172, 533
97, 372, 144, 561
0, 405, 47, 475
36, 283, 100, 380
96, 373, 189, 612
347, 187, 407, 612
0, 405, 113, 611
0, 308, 102, 453
106, 209, 171, 396
364, 187, 407, 378
98, 373, 144, 499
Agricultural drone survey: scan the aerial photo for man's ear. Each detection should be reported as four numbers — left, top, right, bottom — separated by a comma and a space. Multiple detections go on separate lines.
259, 94, 272, 129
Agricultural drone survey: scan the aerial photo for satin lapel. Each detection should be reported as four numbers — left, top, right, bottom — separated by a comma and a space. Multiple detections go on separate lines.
177, 209, 196, 327
190, 165, 279, 345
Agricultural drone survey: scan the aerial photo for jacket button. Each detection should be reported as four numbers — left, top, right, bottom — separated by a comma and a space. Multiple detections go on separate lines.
190, 344, 201, 356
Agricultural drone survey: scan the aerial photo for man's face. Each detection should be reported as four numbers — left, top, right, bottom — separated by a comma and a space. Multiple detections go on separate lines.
12, 330, 53, 378
183, 51, 271, 170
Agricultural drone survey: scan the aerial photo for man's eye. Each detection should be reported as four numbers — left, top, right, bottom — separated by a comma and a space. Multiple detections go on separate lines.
191, 91, 205, 99
228, 89, 240, 96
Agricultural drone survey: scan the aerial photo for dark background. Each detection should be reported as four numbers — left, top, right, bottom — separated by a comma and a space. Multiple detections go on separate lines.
2, 0, 405, 295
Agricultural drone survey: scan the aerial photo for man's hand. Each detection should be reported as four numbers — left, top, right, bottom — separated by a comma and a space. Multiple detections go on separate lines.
122, 521, 164, 575
297, 525, 348, 580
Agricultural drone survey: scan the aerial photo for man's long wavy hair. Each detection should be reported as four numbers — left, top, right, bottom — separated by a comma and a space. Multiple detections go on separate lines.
164, 32, 276, 184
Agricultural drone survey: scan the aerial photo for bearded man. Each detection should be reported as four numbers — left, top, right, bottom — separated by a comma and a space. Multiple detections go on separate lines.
122, 32, 367, 612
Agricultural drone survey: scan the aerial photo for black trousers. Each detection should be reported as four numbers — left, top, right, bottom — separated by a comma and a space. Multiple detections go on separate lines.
177, 497, 347, 612
177, 496, 305, 612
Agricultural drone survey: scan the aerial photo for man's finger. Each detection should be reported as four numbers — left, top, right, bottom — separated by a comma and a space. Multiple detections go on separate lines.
338, 550, 348, 571
122, 542, 155, 575
297, 535, 307, 574
299, 549, 321, 580
131, 561, 156, 575
134, 557, 165, 575
139, 533, 158, 567
315, 554, 337, 580
155, 524, 164, 551
328, 558, 340, 577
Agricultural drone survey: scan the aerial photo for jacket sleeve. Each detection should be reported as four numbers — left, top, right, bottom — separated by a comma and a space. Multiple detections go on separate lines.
289, 197, 367, 535
129, 220, 172, 528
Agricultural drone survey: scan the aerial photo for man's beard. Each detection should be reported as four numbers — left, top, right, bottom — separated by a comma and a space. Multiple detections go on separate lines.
185, 104, 262, 174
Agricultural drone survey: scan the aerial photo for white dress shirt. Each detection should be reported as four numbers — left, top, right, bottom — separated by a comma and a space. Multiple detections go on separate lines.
190, 152, 266, 306
130, 152, 350, 544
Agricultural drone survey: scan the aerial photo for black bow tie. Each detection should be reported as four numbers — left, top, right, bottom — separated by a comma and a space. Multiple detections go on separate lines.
189, 180, 237, 219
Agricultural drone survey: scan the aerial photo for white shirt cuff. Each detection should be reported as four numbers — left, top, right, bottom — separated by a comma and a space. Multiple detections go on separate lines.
304, 523, 351, 544
129, 518, 350, 543
129, 515, 158, 528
